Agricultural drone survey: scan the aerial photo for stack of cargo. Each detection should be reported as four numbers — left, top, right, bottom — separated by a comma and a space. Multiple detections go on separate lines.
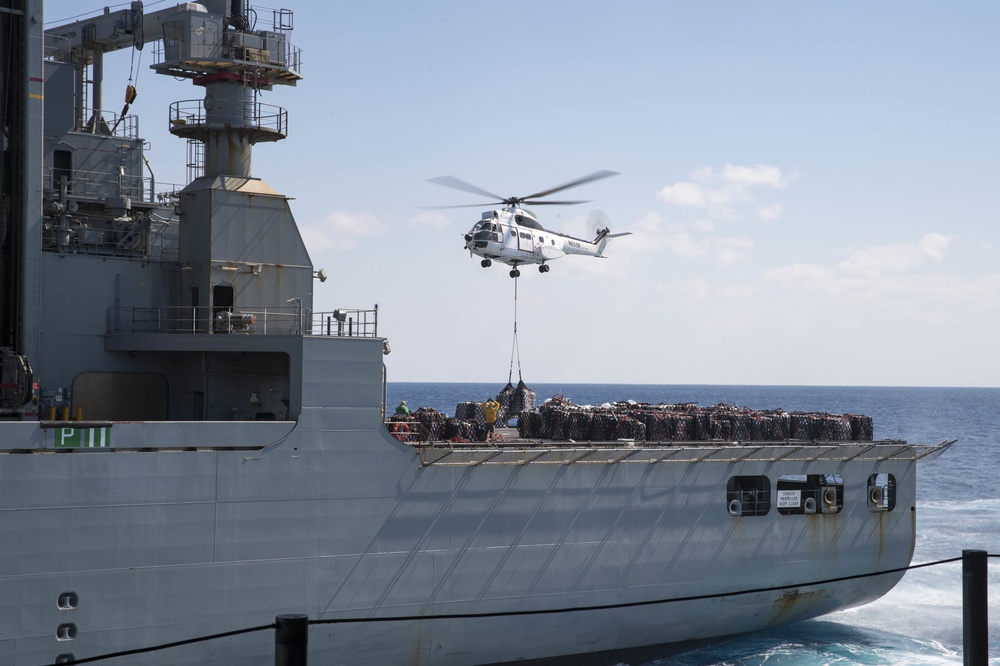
447, 382, 539, 441
410, 407, 447, 441
455, 401, 485, 426
496, 380, 536, 424
389, 407, 484, 443
517, 397, 874, 444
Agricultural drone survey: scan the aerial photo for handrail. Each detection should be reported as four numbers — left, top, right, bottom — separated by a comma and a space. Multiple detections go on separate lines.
107, 305, 379, 338
168, 99, 288, 139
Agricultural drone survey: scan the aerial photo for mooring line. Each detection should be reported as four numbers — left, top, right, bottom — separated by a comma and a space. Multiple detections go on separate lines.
49, 553, 996, 665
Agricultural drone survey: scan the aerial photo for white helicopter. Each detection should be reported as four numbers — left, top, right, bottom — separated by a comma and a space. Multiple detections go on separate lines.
428, 170, 631, 278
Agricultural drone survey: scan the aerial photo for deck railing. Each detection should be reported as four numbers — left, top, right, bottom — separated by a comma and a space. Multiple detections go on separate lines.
108, 306, 378, 338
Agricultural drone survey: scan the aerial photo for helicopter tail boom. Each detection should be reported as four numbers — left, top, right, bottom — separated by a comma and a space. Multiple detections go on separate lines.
591, 228, 633, 256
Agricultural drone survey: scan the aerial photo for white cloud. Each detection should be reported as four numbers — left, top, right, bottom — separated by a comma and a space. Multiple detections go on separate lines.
716, 283, 759, 297
762, 233, 987, 307
662, 231, 706, 257
658, 276, 759, 300
757, 204, 783, 221
721, 163, 791, 188
656, 163, 791, 225
713, 236, 755, 265
302, 210, 385, 251
633, 211, 665, 233
656, 181, 708, 208
837, 233, 955, 278
762, 263, 837, 292
407, 211, 450, 230
661, 278, 712, 299
629, 225, 753, 265
919, 232, 954, 262
625, 210, 753, 265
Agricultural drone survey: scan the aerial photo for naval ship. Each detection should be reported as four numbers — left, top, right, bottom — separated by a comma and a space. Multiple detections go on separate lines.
0, 1, 951, 664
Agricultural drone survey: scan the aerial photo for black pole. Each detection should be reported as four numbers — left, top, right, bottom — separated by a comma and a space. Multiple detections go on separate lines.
963, 549, 988, 666
275, 614, 309, 666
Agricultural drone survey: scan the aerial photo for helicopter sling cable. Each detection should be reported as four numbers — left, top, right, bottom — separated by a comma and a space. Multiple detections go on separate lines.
508, 277, 524, 384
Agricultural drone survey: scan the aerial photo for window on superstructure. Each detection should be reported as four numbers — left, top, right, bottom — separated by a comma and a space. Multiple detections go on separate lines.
212, 283, 235, 333
776, 474, 843, 515
726, 476, 771, 517
53, 149, 73, 192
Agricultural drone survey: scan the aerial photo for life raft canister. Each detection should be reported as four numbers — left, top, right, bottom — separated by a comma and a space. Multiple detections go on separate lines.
391, 422, 410, 441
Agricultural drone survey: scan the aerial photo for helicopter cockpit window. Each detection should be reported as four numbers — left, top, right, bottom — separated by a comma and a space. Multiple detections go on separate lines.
472, 221, 500, 242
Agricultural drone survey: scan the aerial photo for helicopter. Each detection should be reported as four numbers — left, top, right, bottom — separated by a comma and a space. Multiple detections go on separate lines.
427, 170, 631, 278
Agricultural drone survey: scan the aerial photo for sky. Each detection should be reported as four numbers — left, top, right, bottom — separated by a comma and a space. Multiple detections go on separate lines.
46, 1, 1000, 387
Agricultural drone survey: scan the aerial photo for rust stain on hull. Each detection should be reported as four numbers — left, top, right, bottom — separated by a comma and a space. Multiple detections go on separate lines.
773, 587, 824, 623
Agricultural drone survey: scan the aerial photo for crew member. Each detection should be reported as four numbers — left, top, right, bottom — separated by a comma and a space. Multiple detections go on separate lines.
395, 400, 410, 416
482, 398, 500, 440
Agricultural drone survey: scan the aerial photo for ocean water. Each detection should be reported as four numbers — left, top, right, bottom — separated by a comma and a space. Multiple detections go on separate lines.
387, 383, 1000, 666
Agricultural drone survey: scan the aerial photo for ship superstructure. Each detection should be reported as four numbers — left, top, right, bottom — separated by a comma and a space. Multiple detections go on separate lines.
9, 0, 329, 424
0, 2, 950, 665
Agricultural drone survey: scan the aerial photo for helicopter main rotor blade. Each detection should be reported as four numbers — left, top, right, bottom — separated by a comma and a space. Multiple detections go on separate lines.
520, 199, 591, 206
419, 203, 504, 210
519, 170, 619, 201
426, 176, 505, 202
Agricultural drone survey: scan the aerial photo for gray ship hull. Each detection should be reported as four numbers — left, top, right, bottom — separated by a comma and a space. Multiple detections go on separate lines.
0, 344, 936, 664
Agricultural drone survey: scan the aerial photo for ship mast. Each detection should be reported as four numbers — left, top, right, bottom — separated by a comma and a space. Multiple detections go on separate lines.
152, 2, 301, 178
34, 2, 315, 421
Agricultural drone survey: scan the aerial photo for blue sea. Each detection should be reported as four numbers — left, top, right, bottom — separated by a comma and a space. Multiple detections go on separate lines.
388, 383, 1000, 666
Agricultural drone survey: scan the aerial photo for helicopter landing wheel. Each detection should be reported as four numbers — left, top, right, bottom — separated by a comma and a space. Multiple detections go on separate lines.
481, 259, 492, 268
509, 269, 520, 278
539, 264, 550, 273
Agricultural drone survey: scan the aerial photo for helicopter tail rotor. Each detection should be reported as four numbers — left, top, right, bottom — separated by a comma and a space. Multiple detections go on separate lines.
590, 210, 632, 255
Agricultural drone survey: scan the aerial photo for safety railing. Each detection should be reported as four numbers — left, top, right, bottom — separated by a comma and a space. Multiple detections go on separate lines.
44, 159, 184, 206
108, 306, 378, 338
384, 420, 431, 443
45, 165, 146, 202
168, 99, 288, 140
308, 308, 378, 338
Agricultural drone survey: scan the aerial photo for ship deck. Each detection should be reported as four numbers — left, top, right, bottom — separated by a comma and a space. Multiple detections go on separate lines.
409, 427, 954, 467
